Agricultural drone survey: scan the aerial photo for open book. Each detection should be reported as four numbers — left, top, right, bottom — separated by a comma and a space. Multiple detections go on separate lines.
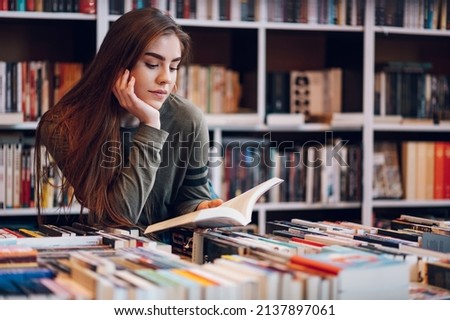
144, 177, 283, 234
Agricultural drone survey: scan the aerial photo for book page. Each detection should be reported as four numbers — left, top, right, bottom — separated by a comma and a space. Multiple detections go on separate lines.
144, 177, 283, 234
220, 177, 284, 220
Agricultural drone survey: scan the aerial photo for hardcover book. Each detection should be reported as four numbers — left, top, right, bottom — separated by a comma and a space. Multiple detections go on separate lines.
144, 177, 283, 234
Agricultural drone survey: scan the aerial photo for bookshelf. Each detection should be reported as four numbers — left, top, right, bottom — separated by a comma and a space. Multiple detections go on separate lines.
1, 0, 450, 230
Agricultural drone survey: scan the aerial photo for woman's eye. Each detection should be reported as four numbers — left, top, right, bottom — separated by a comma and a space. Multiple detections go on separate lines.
145, 63, 158, 69
170, 67, 179, 71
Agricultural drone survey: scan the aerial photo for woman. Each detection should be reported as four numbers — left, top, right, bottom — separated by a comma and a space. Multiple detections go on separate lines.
35, 7, 222, 234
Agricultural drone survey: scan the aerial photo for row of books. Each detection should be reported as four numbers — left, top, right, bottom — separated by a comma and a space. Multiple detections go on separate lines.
0, 0, 96, 13
262, 215, 450, 294
266, 0, 365, 25
218, 138, 362, 203
1, 133, 362, 211
269, 141, 362, 203
175, 64, 241, 114
0, 222, 170, 249
109, 0, 260, 21
373, 140, 450, 201
0, 223, 173, 299
3, 0, 450, 31
375, 0, 450, 30
0, 136, 73, 210
0, 140, 35, 209
388, 215, 450, 250
109, 0, 366, 26
0, 60, 84, 123
374, 62, 450, 121
402, 140, 450, 200
1, 214, 449, 299
266, 68, 343, 122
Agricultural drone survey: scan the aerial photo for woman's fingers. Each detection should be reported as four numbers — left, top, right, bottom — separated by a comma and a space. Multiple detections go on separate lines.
196, 198, 224, 210
113, 70, 136, 109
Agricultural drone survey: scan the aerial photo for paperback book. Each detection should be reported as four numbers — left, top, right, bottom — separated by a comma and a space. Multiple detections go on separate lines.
145, 177, 283, 234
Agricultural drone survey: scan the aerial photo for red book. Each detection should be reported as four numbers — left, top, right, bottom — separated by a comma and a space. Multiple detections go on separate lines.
0, 0, 7, 11
289, 255, 342, 275
26, 0, 34, 11
434, 141, 445, 199
287, 262, 337, 278
79, 0, 96, 14
1, 227, 25, 238
290, 237, 327, 247
443, 142, 450, 199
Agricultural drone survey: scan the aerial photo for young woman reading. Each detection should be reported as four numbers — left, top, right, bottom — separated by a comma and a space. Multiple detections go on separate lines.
35, 8, 223, 240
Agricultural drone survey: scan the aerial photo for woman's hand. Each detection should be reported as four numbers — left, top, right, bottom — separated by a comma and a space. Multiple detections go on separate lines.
113, 69, 161, 129
196, 198, 224, 210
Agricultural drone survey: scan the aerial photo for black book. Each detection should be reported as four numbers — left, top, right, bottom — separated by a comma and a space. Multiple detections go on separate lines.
390, 219, 433, 233
72, 222, 102, 233
59, 225, 93, 236
38, 224, 72, 237
377, 228, 421, 243
426, 261, 450, 291
353, 233, 418, 249
272, 229, 306, 239
170, 227, 194, 259
202, 234, 250, 263
266, 72, 290, 115
97, 232, 128, 249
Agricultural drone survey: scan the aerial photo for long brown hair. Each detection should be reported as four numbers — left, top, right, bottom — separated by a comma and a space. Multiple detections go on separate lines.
35, 8, 192, 226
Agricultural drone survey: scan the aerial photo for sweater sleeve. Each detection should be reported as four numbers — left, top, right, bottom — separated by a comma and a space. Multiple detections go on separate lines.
39, 118, 168, 224
171, 114, 213, 215
108, 124, 169, 223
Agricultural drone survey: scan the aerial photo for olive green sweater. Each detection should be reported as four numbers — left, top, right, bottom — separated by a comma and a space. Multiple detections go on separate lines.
40, 94, 213, 230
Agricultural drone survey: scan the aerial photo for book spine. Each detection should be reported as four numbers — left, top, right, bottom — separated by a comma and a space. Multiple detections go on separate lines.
422, 232, 450, 253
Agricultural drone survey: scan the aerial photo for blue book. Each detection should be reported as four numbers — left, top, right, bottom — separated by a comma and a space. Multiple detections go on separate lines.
0, 267, 55, 282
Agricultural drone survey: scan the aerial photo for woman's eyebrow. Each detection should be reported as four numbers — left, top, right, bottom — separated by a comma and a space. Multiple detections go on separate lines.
144, 52, 181, 62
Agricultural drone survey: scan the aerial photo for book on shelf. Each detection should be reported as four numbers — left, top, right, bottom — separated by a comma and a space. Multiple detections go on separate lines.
330, 112, 364, 126
266, 71, 291, 115
425, 260, 450, 291
204, 112, 260, 126
144, 177, 283, 234
0, 232, 103, 248
422, 232, 450, 253
294, 245, 411, 299
372, 141, 403, 199
399, 214, 450, 228
290, 68, 342, 121
0, 112, 23, 125
266, 113, 305, 127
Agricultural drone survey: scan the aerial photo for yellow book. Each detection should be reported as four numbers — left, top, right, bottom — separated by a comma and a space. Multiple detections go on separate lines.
172, 269, 217, 286
402, 141, 417, 200
0, 262, 39, 269
415, 141, 428, 200
425, 142, 435, 199
18, 228, 44, 238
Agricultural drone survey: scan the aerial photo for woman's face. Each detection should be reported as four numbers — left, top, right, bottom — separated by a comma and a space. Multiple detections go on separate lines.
130, 33, 182, 110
